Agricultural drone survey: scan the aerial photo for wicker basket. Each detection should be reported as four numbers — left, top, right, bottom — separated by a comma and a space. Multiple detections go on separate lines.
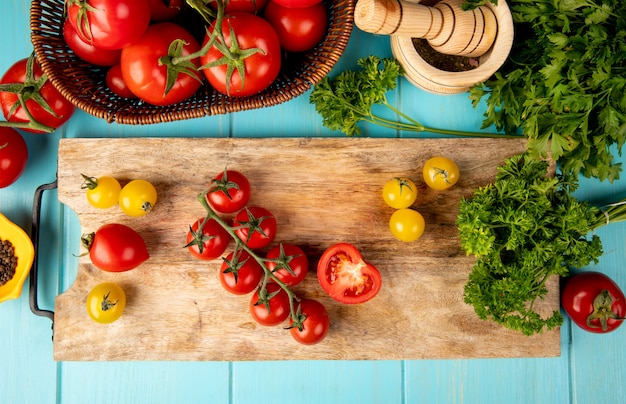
30, 0, 355, 125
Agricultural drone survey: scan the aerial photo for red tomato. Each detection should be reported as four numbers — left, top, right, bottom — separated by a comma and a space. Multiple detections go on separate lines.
561, 271, 626, 333
289, 298, 329, 345
0, 57, 76, 133
263, 1, 328, 52
206, 169, 251, 214
82, 223, 150, 272
63, 19, 121, 66
121, 23, 203, 106
220, 250, 264, 295
201, 13, 281, 97
66, 0, 151, 50
0, 127, 28, 188
272, 0, 322, 7
186, 217, 231, 260
208, 0, 270, 13
148, 0, 183, 21
317, 242, 382, 304
105, 65, 136, 99
233, 206, 277, 249
266, 243, 308, 286
249, 282, 291, 326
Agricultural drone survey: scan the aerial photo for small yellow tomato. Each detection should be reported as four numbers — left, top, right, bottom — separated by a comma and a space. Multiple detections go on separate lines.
119, 179, 157, 217
86, 282, 126, 324
423, 156, 460, 191
81, 174, 121, 209
389, 208, 425, 242
382, 177, 418, 209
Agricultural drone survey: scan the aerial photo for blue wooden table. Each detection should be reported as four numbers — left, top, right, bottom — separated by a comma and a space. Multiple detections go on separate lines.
2, 2, 625, 403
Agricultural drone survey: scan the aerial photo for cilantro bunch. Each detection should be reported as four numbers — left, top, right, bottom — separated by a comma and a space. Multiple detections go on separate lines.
469, 0, 626, 182
457, 153, 626, 335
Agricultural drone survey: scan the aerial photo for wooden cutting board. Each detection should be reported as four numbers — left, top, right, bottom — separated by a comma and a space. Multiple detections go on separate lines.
54, 137, 560, 361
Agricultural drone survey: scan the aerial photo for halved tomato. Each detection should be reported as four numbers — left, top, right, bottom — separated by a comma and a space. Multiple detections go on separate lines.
316, 242, 382, 304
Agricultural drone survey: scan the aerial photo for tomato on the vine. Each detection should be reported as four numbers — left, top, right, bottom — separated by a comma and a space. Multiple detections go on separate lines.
382, 177, 418, 209
263, 0, 328, 52
0, 56, 75, 133
389, 208, 425, 242
249, 282, 291, 326
185, 217, 231, 260
272, 0, 322, 7
200, 12, 282, 96
63, 19, 121, 66
561, 271, 626, 333
86, 282, 126, 324
219, 249, 264, 295
119, 179, 158, 217
233, 206, 277, 249
208, 0, 269, 13
105, 65, 136, 99
148, 0, 183, 21
423, 156, 460, 191
120, 22, 203, 106
266, 243, 308, 286
317, 242, 382, 304
0, 128, 28, 188
289, 298, 329, 345
81, 174, 121, 209
66, 0, 151, 50
206, 169, 251, 214
82, 223, 149, 272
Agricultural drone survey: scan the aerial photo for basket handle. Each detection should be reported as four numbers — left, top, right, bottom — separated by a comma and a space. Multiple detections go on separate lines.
29, 179, 57, 340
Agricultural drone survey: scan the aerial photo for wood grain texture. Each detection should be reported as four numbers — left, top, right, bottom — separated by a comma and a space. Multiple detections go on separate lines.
53, 137, 560, 361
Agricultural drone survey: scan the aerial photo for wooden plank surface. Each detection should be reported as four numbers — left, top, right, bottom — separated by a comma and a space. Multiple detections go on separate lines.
54, 137, 560, 361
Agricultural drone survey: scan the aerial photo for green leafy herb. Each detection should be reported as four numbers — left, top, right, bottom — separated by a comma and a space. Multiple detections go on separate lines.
309, 56, 517, 138
469, 0, 626, 182
457, 153, 626, 335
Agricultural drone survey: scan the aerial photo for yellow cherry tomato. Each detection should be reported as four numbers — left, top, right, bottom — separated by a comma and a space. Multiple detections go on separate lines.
81, 174, 121, 209
382, 177, 418, 209
423, 156, 460, 191
389, 208, 425, 242
86, 282, 126, 324
119, 179, 157, 217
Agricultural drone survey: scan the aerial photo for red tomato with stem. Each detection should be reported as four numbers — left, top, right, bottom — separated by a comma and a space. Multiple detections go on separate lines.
561, 271, 626, 333
219, 249, 264, 295
272, 0, 322, 7
66, 0, 151, 50
263, 1, 328, 52
0, 127, 28, 188
317, 242, 382, 304
200, 13, 281, 97
148, 0, 183, 21
63, 19, 121, 66
289, 298, 329, 345
105, 65, 136, 99
121, 23, 203, 106
0, 57, 75, 133
249, 282, 291, 326
82, 223, 150, 272
266, 243, 308, 286
185, 217, 231, 260
233, 206, 277, 249
206, 169, 251, 214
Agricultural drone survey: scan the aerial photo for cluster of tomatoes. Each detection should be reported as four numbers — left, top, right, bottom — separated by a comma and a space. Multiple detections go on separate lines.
81, 174, 158, 323
382, 156, 460, 242
188, 168, 330, 345
63, 0, 329, 105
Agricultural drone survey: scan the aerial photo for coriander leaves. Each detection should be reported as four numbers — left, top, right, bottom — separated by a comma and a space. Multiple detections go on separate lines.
456, 153, 626, 335
309, 56, 517, 138
470, 0, 626, 182
457, 154, 597, 334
